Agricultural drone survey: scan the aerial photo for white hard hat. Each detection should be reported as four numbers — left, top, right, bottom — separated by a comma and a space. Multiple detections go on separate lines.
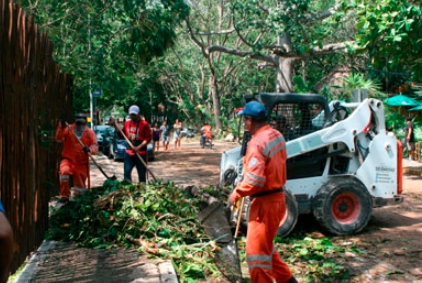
128, 105, 140, 115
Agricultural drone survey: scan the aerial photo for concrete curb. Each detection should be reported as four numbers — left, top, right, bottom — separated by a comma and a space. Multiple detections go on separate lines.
158, 261, 179, 283
14, 240, 56, 283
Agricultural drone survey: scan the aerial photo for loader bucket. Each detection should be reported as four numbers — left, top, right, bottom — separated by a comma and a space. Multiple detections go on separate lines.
197, 201, 233, 243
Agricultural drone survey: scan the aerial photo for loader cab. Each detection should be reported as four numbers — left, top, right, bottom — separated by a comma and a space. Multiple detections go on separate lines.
243, 93, 332, 141
242, 93, 333, 143
240, 93, 333, 179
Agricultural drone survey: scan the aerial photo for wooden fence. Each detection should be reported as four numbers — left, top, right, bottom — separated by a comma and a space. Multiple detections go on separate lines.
0, 0, 73, 273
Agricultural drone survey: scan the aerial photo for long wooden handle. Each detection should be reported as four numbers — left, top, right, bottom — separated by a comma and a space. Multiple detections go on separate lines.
113, 121, 157, 182
234, 197, 245, 239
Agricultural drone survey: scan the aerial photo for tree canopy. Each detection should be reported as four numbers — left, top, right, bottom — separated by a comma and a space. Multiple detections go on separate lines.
14, 0, 422, 130
16, 0, 190, 115
341, 0, 422, 87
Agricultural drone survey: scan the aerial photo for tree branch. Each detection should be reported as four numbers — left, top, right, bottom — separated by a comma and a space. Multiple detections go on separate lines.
193, 28, 236, 35
185, 17, 207, 57
257, 3, 269, 14
272, 41, 351, 58
304, 4, 340, 22
206, 45, 277, 65
310, 41, 350, 55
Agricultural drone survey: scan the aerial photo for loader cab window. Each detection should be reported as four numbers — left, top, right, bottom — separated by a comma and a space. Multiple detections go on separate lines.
271, 101, 326, 140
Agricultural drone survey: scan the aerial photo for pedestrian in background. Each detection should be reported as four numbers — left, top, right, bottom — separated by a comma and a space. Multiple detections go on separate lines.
152, 122, 161, 152
56, 113, 98, 204
173, 119, 182, 149
160, 120, 170, 150
0, 199, 13, 283
110, 105, 151, 183
405, 117, 415, 161
229, 101, 298, 283
200, 121, 212, 146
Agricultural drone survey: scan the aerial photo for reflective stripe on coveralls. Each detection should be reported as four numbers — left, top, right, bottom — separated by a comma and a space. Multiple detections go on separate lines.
233, 125, 293, 283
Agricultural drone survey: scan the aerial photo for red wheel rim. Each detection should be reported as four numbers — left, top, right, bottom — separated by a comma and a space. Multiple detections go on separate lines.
331, 192, 361, 224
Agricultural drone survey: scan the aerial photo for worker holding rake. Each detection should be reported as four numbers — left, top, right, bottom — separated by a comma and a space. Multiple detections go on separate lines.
230, 101, 298, 283
56, 113, 98, 204
109, 105, 152, 183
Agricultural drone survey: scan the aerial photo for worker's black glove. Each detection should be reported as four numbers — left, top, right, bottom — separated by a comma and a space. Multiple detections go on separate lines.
83, 146, 90, 154
59, 117, 67, 129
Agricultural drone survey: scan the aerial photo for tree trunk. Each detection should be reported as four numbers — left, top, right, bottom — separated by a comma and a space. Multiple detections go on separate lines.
275, 57, 295, 93
209, 74, 223, 131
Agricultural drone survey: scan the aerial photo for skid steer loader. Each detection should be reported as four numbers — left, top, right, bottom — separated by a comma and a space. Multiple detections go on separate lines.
220, 93, 403, 236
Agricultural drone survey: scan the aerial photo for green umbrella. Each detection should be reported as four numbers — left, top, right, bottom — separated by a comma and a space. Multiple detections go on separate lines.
408, 103, 422, 111
384, 93, 420, 107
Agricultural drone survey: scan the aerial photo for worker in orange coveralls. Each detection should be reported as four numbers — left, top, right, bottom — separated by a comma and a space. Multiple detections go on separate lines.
56, 113, 98, 204
229, 101, 298, 283
200, 121, 212, 146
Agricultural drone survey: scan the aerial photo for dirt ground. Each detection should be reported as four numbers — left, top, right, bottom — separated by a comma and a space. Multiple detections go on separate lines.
91, 138, 422, 283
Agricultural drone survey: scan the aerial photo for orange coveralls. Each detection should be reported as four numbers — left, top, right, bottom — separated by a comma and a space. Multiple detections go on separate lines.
231, 125, 293, 283
56, 124, 98, 198
202, 124, 212, 139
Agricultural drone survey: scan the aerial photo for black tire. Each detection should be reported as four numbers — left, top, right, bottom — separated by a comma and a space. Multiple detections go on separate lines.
220, 167, 237, 187
103, 149, 110, 157
276, 189, 299, 237
312, 177, 372, 236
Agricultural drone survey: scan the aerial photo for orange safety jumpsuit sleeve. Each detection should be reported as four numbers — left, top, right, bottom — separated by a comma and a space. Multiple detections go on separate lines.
56, 124, 98, 197
233, 125, 293, 283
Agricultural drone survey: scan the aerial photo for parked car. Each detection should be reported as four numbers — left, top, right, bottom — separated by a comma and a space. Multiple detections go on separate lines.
181, 127, 196, 138
110, 135, 126, 161
94, 125, 114, 156
110, 133, 155, 162
147, 142, 155, 161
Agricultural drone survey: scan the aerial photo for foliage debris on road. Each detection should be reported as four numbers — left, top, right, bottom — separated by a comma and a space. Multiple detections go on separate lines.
47, 179, 373, 283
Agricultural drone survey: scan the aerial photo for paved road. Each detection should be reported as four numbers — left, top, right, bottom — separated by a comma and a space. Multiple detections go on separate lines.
89, 145, 422, 191
89, 141, 239, 188
14, 144, 422, 283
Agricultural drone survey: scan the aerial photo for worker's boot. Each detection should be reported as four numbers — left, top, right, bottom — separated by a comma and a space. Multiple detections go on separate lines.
59, 174, 71, 200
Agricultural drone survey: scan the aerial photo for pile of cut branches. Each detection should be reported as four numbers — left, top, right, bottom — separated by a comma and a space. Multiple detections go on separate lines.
48, 179, 363, 283
47, 179, 227, 281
